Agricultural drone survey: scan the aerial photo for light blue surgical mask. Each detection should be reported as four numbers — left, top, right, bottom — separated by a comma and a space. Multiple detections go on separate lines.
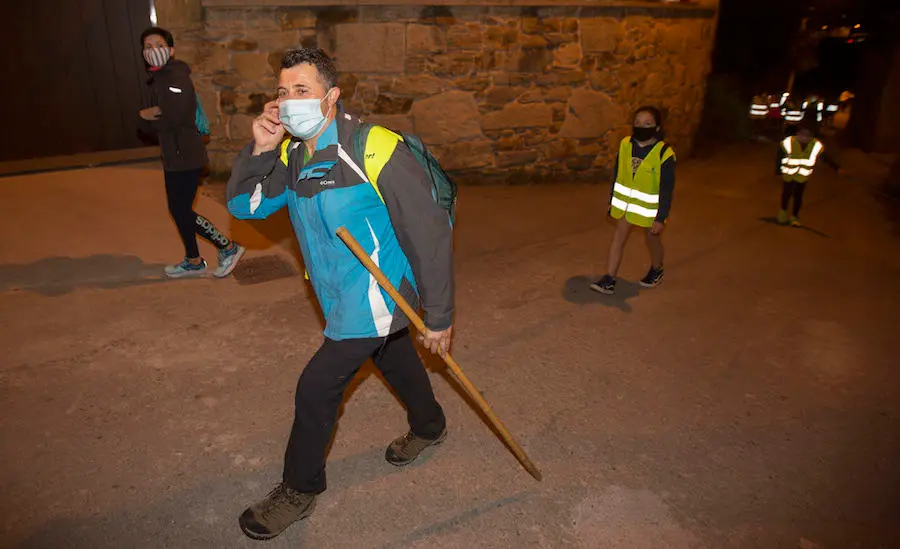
279, 91, 334, 140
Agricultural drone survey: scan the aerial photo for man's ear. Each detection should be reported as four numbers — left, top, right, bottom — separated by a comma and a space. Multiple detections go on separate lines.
327, 87, 341, 108
169, 46, 176, 57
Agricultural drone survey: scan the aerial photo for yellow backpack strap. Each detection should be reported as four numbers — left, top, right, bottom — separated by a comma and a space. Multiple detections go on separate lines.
362, 126, 404, 202
279, 138, 293, 166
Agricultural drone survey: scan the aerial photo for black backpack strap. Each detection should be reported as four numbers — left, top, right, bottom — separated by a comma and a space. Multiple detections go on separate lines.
351, 122, 375, 175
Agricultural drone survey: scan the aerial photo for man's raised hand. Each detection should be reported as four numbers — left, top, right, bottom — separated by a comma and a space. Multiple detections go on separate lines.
252, 100, 285, 156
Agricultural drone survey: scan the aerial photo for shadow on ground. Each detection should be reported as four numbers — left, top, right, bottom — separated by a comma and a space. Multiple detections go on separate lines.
562, 275, 639, 312
0, 255, 168, 295
758, 217, 830, 238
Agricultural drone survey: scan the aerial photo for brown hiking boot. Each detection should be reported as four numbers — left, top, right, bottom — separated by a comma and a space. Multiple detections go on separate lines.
385, 428, 447, 466
239, 483, 316, 541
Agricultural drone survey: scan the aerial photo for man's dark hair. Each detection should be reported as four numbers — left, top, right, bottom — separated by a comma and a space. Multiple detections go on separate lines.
281, 48, 338, 89
140, 27, 175, 47
634, 105, 663, 129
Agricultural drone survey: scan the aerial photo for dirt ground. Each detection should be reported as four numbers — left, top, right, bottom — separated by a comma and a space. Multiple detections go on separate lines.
1, 144, 898, 549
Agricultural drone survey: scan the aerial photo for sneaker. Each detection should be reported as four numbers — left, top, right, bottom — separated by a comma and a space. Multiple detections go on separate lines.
164, 258, 207, 279
589, 274, 616, 295
790, 216, 802, 227
385, 428, 447, 466
213, 243, 245, 278
239, 483, 317, 541
777, 209, 789, 225
639, 266, 664, 288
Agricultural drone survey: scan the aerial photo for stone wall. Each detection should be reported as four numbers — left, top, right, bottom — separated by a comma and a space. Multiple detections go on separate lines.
173, 2, 717, 183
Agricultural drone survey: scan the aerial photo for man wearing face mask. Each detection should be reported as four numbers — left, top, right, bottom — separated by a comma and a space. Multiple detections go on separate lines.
226, 49, 453, 541
138, 27, 244, 278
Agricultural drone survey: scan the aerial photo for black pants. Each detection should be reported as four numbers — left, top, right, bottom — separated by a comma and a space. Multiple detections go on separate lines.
781, 181, 807, 217
283, 329, 445, 494
164, 169, 230, 259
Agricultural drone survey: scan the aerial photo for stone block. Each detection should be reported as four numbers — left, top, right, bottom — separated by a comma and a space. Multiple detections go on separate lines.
566, 156, 595, 171
337, 73, 359, 98
407, 24, 446, 54
432, 140, 494, 171
495, 133, 523, 150
589, 70, 619, 94
391, 75, 444, 96
546, 87, 572, 103
374, 95, 413, 115
334, 23, 405, 73
183, 42, 230, 75
554, 43, 582, 68
559, 88, 625, 139
581, 18, 624, 53
546, 33, 579, 47
279, 9, 317, 30
246, 9, 280, 32
519, 89, 544, 103
482, 102, 553, 130
484, 86, 526, 108
432, 53, 479, 76
205, 8, 246, 32
363, 114, 413, 134
219, 89, 238, 115
212, 72, 243, 89
542, 137, 575, 160
228, 114, 256, 141
232, 53, 272, 81
517, 46, 553, 73
496, 150, 539, 168
228, 39, 257, 52
485, 27, 518, 49
537, 69, 586, 87
410, 90, 483, 145
452, 76, 492, 93
446, 23, 484, 52
256, 30, 301, 53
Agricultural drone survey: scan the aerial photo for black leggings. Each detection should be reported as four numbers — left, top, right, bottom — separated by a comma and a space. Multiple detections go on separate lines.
283, 329, 446, 494
781, 181, 807, 217
164, 169, 230, 258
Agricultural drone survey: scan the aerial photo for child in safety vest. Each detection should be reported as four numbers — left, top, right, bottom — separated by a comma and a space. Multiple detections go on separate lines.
591, 106, 676, 295
777, 123, 841, 227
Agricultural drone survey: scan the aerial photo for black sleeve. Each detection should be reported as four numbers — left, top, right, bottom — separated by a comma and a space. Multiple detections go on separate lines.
377, 143, 455, 331
655, 156, 676, 222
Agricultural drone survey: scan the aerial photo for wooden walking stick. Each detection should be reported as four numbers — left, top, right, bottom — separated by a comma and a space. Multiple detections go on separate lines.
336, 227, 542, 481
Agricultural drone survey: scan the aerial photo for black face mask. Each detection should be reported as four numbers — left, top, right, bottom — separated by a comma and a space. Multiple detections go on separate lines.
632, 126, 658, 142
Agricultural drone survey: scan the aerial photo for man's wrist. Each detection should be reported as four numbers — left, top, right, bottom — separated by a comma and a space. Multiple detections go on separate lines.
252, 143, 277, 156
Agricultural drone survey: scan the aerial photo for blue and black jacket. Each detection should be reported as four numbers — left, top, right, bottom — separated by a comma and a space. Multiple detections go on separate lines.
226, 112, 454, 341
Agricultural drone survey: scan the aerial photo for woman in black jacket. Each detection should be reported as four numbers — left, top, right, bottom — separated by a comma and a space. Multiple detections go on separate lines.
139, 27, 244, 278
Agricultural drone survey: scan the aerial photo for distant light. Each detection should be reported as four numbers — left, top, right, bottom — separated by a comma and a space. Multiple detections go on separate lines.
821, 25, 828, 30
848, 39, 854, 44
150, 0, 158, 25
853, 23, 861, 29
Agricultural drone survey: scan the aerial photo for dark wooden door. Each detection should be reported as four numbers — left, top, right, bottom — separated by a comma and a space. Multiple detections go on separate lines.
0, 0, 152, 161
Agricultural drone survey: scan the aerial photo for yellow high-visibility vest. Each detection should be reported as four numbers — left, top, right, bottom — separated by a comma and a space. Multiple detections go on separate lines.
610, 137, 675, 228
780, 136, 824, 183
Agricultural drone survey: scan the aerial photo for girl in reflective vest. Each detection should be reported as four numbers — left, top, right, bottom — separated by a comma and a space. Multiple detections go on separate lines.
777, 123, 841, 227
591, 106, 676, 295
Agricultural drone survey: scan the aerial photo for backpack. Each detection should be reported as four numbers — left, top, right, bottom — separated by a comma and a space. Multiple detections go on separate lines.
352, 123, 457, 225
195, 93, 210, 136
